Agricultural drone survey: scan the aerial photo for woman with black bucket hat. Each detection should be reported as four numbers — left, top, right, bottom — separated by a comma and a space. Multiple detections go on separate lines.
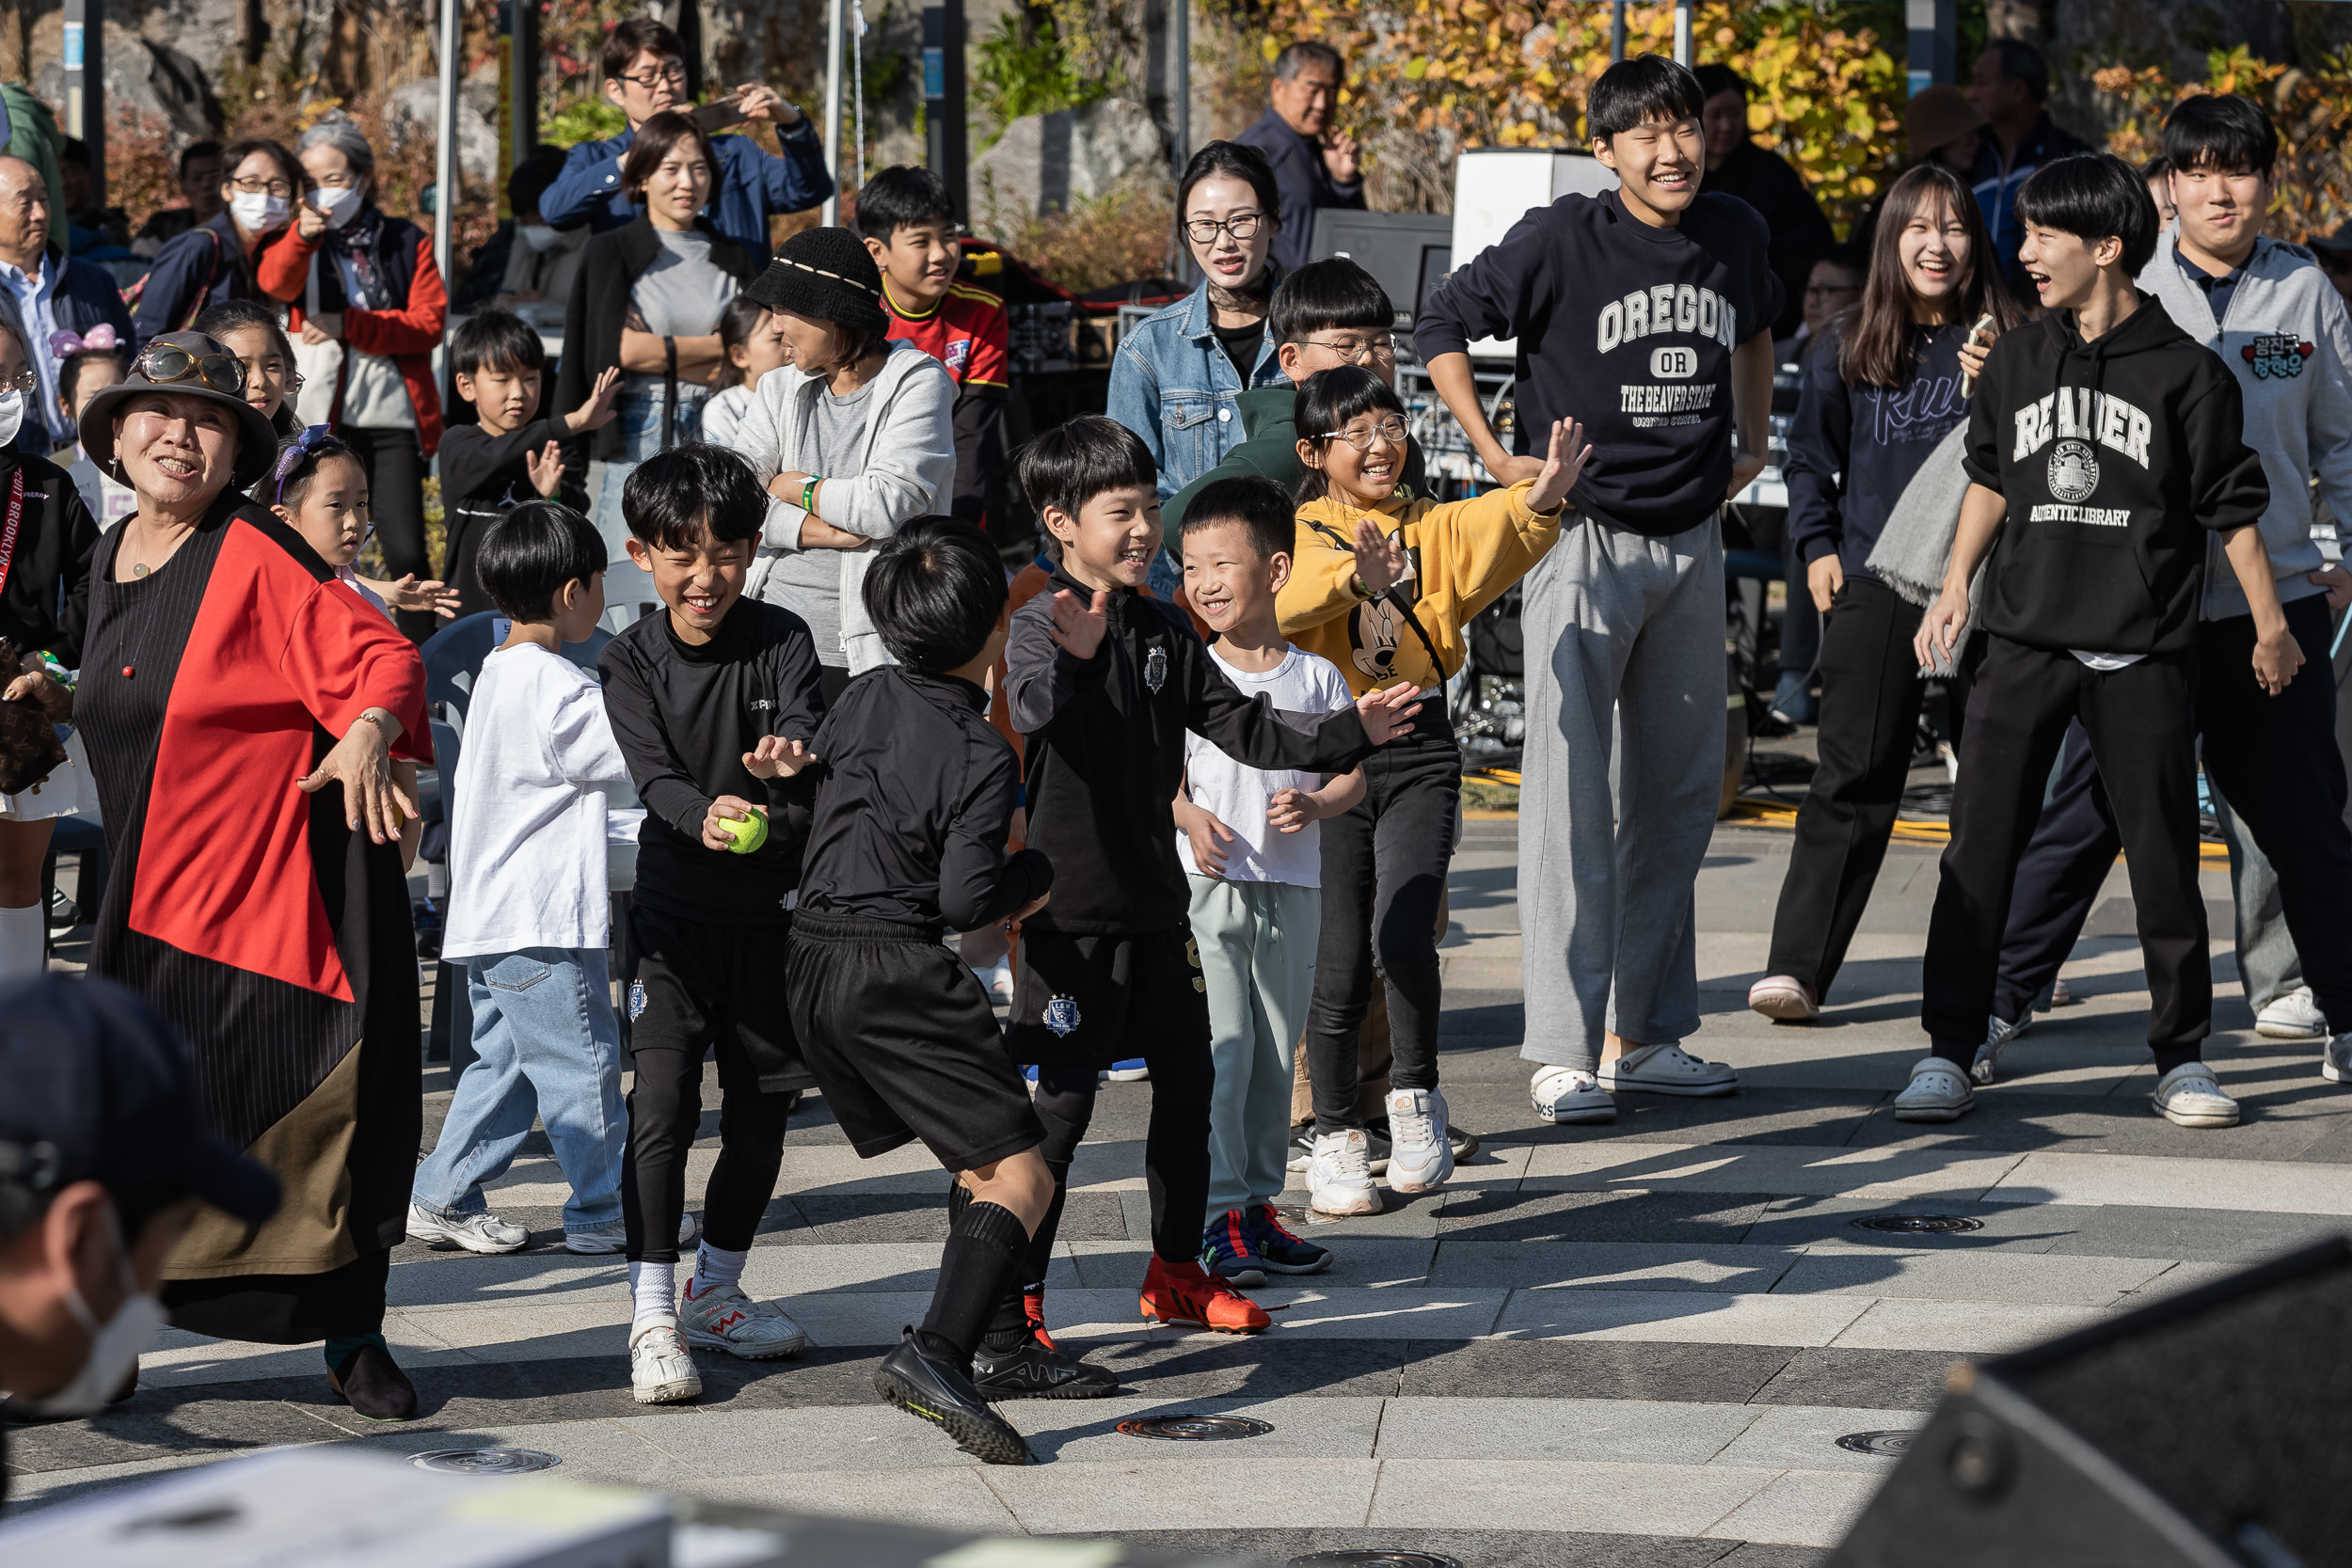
727, 225, 956, 696
71, 330, 433, 1421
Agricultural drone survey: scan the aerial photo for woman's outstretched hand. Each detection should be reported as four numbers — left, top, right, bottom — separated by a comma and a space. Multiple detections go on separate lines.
298, 716, 414, 845
1526, 417, 1593, 515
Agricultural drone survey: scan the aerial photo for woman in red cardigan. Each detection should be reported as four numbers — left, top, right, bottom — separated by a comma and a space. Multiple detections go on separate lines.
258, 119, 448, 640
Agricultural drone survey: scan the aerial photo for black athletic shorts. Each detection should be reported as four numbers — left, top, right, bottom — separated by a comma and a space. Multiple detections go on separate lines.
628, 905, 812, 1093
1005, 925, 1211, 1070
787, 911, 1043, 1168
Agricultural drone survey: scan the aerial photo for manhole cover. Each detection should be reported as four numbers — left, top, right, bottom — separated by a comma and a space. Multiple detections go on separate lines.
1850, 1213, 1983, 1234
1836, 1431, 1918, 1458
1117, 1414, 1273, 1441
408, 1448, 563, 1475
1288, 1554, 1464, 1568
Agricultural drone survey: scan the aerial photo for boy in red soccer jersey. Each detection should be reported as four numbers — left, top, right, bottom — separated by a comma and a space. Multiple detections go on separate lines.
859, 166, 1010, 528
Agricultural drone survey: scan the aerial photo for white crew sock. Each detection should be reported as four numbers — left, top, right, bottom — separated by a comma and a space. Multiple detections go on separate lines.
0, 902, 44, 982
689, 1242, 748, 1299
628, 1260, 677, 1332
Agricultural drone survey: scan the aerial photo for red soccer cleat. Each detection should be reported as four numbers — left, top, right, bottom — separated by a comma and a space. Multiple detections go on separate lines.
1139, 1254, 1271, 1335
1023, 1288, 1058, 1353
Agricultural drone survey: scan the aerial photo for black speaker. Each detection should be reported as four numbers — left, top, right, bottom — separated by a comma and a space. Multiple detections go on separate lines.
1829, 1237, 2352, 1568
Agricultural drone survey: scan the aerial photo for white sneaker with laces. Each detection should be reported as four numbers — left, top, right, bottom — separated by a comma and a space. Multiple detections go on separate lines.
1384, 1087, 1454, 1194
1894, 1055, 1975, 1122
1600, 1041, 1739, 1097
680, 1280, 807, 1359
2323, 1034, 2352, 1085
1305, 1129, 1380, 1218
2152, 1063, 2240, 1128
1530, 1066, 1616, 1124
2257, 986, 2328, 1040
629, 1322, 702, 1404
1972, 1012, 2031, 1085
406, 1202, 527, 1254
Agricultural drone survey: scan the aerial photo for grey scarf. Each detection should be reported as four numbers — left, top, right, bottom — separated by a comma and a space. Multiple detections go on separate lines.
1864, 420, 1979, 675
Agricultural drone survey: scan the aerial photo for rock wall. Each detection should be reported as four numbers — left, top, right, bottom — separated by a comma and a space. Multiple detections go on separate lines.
970, 96, 1167, 232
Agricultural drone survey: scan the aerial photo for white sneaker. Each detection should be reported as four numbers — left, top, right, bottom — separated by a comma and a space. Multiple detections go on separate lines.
1600, 1041, 1739, 1097
2257, 986, 2328, 1041
1305, 1129, 1381, 1218
564, 1212, 698, 1255
680, 1280, 807, 1359
677, 1212, 701, 1251
1747, 974, 1820, 1022
2049, 977, 2074, 1007
1972, 1012, 2031, 1085
406, 1202, 527, 1254
2323, 1034, 2352, 1084
1530, 1065, 1616, 1124
1893, 1055, 1975, 1122
629, 1322, 702, 1404
2152, 1063, 2239, 1128
1384, 1087, 1454, 1194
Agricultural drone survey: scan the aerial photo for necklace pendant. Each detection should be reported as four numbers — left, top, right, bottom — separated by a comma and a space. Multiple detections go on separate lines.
132, 562, 150, 578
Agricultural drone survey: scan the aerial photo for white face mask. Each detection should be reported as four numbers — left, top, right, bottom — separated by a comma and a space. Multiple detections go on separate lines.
230, 190, 292, 234
310, 182, 363, 230
517, 223, 560, 253
11, 1210, 169, 1418
0, 388, 23, 449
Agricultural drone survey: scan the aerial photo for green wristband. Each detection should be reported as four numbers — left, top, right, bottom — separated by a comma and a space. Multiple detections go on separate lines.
799, 476, 820, 514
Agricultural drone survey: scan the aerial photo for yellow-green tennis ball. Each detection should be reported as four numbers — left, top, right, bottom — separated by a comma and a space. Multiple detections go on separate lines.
719, 807, 768, 854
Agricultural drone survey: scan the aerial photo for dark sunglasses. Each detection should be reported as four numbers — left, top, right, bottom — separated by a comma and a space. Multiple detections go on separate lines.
135, 343, 248, 397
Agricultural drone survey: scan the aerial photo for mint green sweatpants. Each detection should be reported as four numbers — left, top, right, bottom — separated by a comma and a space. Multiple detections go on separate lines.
1188, 875, 1322, 1214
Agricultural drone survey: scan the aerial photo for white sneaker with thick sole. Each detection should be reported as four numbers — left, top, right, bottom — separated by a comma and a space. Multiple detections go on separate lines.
1747, 974, 1820, 1022
1971, 1012, 2031, 1085
630, 1322, 702, 1403
680, 1281, 807, 1358
2323, 1034, 2352, 1084
2257, 987, 2329, 1041
564, 1212, 699, 1256
1385, 1088, 1454, 1194
406, 1202, 527, 1254
1600, 1042, 1739, 1097
1531, 1066, 1616, 1124
2152, 1063, 2240, 1128
1893, 1055, 1975, 1122
1305, 1129, 1381, 1218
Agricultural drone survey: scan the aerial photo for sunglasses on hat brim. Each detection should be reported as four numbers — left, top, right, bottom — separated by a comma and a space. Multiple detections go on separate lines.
135, 343, 249, 398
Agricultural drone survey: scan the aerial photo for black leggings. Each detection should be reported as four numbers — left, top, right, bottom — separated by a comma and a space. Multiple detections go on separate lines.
1019, 1046, 1216, 1284
342, 425, 430, 641
621, 1040, 799, 1263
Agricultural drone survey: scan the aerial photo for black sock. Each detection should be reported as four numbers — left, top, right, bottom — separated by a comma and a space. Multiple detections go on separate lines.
916, 1199, 1031, 1370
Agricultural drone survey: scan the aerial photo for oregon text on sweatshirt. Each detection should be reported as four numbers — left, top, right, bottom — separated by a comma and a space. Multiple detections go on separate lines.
1961, 294, 2269, 656
1412, 188, 1782, 533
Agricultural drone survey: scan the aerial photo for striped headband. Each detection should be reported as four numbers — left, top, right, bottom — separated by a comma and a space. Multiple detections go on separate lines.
773, 256, 881, 298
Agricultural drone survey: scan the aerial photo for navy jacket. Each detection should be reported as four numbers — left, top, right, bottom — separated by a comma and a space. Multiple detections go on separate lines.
10, 244, 131, 452
1235, 107, 1364, 277
132, 213, 265, 346
1784, 318, 1971, 585
538, 123, 832, 267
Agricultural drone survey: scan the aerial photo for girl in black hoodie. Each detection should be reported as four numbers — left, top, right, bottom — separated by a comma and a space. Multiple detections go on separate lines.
1909, 154, 2280, 1131
1751, 164, 2019, 1024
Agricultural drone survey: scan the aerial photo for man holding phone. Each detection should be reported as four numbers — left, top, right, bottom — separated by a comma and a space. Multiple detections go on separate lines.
537, 17, 832, 268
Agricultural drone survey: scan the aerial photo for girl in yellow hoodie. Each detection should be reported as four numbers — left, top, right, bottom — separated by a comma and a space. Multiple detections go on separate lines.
1274, 365, 1587, 1207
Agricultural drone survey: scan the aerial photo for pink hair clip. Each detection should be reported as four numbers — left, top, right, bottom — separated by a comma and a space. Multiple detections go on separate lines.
49, 324, 119, 358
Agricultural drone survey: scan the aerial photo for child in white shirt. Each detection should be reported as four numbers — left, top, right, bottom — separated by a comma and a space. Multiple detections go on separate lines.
407, 500, 636, 1255
697, 295, 793, 451
1171, 477, 1364, 1284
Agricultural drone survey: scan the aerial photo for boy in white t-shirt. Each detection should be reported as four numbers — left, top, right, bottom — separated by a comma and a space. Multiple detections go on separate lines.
1173, 477, 1366, 1285
407, 501, 637, 1255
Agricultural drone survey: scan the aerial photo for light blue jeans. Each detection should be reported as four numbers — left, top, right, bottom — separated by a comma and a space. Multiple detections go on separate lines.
412, 948, 627, 1232
594, 387, 707, 631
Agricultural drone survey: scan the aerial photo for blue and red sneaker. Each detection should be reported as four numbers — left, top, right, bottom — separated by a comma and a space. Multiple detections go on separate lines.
1200, 1209, 1269, 1289
1247, 1204, 1333, 1275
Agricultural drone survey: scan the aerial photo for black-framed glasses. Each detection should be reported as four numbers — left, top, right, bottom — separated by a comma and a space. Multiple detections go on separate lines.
1301, 332, 1395, 363
135, 343, 248, 396
616, 60, 690, 89
1313, 416, 1408, 451
230, 176, 294, 198
1184, 212, 1265, 245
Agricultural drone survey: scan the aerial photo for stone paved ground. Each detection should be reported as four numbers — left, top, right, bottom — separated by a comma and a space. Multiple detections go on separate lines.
8, 816, 2352, 1564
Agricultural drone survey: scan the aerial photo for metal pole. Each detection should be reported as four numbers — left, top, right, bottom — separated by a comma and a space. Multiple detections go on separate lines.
435, 0, 457, 283
922, 3, 969, 222
822, 0, 845, 226
1673, 0, 1692, 67
513, 0, 539, 165
1906, 0, 1958, 96
1610, 0, 1627, 64
63, 0, 104, 210
1172, 0, 1189, 183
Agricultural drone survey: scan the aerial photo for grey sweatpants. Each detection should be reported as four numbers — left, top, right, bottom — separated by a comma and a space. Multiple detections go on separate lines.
1518, 514, 1726, 1071
2210, 782, 2301, 1011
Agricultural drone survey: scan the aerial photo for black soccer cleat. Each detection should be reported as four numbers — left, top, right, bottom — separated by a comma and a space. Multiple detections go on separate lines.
972, 1332, 1120, 1402
873, 1329, 1032, 1465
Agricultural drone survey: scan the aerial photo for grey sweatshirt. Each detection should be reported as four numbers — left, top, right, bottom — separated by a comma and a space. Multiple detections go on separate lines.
2139, 230, 2352, 621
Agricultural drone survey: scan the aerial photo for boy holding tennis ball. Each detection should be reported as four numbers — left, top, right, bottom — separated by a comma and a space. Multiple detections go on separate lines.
598, 442, 828, 1405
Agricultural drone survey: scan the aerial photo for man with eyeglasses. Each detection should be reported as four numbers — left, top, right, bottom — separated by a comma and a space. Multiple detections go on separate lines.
0, 154, 131, 456
1237, 40, 1366, 277
537, 17, 832, 268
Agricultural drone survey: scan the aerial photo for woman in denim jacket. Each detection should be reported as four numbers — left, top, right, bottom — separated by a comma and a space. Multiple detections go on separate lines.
1107, 142, 1287, 588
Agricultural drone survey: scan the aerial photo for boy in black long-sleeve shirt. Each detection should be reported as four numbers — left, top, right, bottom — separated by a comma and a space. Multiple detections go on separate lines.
598, 443, 826, 1405
441, 309, 619, 617
1003, 418, 1422, 1340
789, 518, 1089, 1465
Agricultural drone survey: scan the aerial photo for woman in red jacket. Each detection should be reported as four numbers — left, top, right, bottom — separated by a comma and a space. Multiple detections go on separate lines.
259, 119, 448, 640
